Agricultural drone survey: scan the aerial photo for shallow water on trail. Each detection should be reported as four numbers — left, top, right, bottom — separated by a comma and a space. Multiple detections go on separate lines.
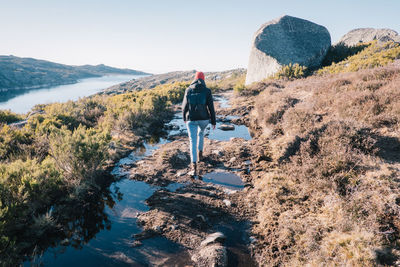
202, 171, 245, 190
167, 99, 251, 141
29, 95, 253, 266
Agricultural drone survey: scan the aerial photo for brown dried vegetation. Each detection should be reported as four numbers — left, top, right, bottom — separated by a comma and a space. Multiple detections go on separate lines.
249, 63, 400, 266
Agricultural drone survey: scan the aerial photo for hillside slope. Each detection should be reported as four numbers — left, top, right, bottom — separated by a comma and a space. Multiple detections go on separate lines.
102, 69, 246, 94
0, 55, 149, 91
230, 60, 400, 266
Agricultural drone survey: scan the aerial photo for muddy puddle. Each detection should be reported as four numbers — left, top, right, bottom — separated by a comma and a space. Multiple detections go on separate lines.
202, 171, 244, 191
29, 95, 253, 266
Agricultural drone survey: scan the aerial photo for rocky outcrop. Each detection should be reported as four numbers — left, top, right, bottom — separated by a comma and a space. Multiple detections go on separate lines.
245, 15, 331, 85
336, 28, 400, 46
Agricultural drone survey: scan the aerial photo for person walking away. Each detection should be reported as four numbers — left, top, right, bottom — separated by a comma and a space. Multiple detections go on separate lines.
182, 71, 216, 176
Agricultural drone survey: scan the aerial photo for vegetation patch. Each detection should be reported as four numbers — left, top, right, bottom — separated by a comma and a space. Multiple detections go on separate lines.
272, 63, 308, 80
0, 110, 23, 124
0, 81, 188, 264
248, 64, 400, 266
318, 41, 400, 75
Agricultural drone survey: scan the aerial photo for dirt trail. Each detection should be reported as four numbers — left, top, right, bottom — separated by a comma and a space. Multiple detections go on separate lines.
126, 91, 259, 266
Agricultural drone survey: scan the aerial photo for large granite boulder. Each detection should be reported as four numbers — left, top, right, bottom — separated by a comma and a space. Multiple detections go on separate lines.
245, 15, 331, 85
336, 28, 400, 46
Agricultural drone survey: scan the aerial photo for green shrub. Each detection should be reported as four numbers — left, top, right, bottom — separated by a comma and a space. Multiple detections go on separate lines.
318, 41, 400, 74
49, 125, 111, 186
0, 78, 192, 263
0, 110, 23, 124
233, 76, 247, 93
0, 159, 63, 264
207, 71, 247, 91
322, 43, 369, 67
0, 125, 33, 161
272, 63, 308, 80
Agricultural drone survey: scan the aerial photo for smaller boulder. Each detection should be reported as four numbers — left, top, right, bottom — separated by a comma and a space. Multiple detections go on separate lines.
200, 232, 226, 247
191, 244, 227, 267
337, 28, 400, 46
192, 232, 228, 267
219, 124, 235, 131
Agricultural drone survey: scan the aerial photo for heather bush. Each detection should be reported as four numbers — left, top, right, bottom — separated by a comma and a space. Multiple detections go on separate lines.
250, 63, 400, 266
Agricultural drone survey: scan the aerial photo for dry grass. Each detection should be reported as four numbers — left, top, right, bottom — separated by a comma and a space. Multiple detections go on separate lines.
249, 63, 400, 266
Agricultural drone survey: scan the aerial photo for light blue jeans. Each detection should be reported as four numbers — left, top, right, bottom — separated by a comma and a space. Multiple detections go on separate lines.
186, 120, 209, 163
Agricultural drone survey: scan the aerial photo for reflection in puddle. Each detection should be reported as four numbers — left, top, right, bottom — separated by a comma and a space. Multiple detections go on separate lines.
32, 179, 190, 266
165, 182, 185, 192
214, 95, 231, 109
202, 171, 244, 190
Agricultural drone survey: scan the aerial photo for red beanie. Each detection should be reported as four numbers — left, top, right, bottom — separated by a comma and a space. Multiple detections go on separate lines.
195, 71, 205, 80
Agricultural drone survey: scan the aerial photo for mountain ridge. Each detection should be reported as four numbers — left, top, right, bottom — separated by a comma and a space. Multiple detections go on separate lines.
0, 55, 149, 91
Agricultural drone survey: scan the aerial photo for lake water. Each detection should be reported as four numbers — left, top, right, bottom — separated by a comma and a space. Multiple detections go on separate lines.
0, 75, 144, 114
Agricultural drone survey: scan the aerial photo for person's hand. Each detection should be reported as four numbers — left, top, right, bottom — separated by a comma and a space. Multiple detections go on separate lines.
212, 124, 216, 130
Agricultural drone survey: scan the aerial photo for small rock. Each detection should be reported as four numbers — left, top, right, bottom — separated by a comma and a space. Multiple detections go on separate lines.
249, 236, 257, 244
176, 171, 185, 177
212, 150, 223, 157
60, 238, 70, 246
130, 240, 142, 247
176, 152, 187, 161
196, 214, 206, 222
244, 160, 252, 166
153, 225, 161, 232
171, 124, 180, 130
223, 199, 232, 207
200, 232, 226, 247
223, 188, 237, 195
218, 124, 235, 131
169, 224, 178, 231
229, 157, 237, 163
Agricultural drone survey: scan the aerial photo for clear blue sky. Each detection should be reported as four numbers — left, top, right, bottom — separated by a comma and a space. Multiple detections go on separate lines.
1, 0, 399, 73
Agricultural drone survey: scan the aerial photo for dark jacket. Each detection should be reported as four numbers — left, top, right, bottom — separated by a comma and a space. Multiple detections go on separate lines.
182, 79, 216, 125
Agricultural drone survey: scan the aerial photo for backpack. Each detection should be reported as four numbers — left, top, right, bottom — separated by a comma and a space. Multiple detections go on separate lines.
187, 89, 207, 120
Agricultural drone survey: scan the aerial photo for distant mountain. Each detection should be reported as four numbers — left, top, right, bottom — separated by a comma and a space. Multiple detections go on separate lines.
75, 64, 148, 76
102, 69, 246, 94
0, 55, 149, 91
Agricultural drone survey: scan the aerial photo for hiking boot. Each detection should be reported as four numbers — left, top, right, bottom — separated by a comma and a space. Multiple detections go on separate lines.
193, 162, 197, 176
198, 151, 203, 162
189, 162, 197, 177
